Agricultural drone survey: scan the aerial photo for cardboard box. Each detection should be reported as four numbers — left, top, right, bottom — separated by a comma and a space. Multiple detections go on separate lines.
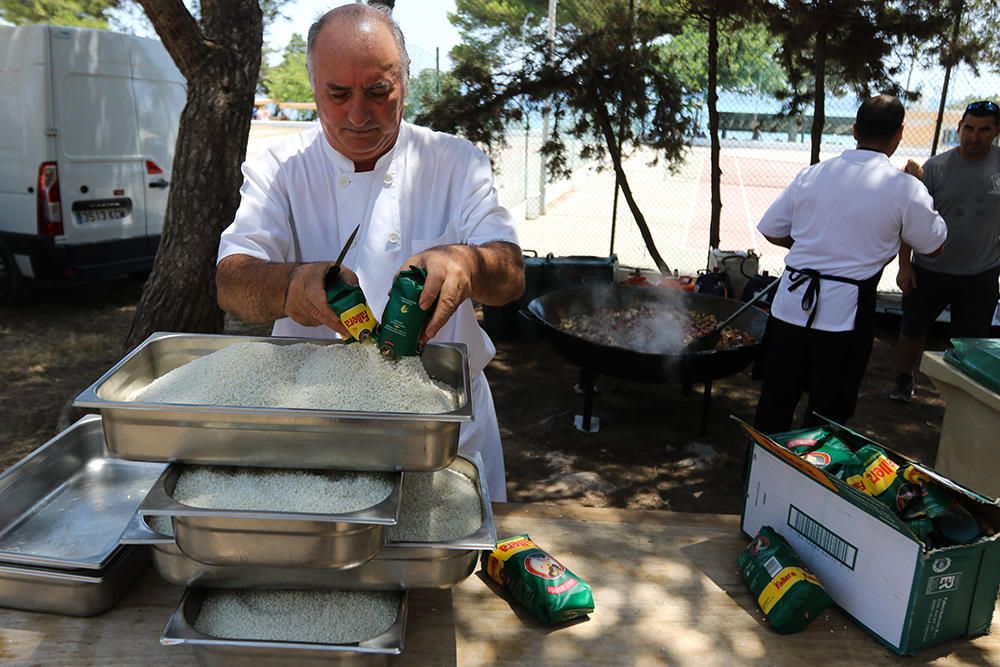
736, 417, 1000, 655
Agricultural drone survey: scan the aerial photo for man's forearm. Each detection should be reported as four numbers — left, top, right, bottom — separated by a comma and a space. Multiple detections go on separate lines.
216, 255, 299, 323
898, 242, 913, 267
467, 241, 526, 306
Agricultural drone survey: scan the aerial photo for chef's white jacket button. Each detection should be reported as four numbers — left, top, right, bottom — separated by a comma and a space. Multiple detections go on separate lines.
339, 175, 351, 187
384, 172, 394, 185
388, 231, 400, 243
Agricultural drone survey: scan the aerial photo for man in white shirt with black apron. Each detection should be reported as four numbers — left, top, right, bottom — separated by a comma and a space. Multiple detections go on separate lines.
753, 95, 947, 434
214, 5, 525, 500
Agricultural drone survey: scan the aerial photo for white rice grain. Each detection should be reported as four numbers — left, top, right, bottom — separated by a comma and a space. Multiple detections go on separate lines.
387, 468, 482, 542
148, 514, 174, 537
127, 341, 458, 414
171, 466, 394, 514
194, 589, 400, 644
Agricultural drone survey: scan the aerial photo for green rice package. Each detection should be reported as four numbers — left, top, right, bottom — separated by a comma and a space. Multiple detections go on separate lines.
784, 430, 861, 477
738, 526, 832, 634
841, 445, 924, 517
842, 447, 981, 547
377, 266, 430, 359
483, 534, 594, 625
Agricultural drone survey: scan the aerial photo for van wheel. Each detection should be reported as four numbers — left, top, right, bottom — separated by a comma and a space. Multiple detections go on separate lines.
0, 242, 29, 306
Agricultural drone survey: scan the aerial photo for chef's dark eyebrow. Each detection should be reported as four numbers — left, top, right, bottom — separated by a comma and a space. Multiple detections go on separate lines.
324, 81, 393, 94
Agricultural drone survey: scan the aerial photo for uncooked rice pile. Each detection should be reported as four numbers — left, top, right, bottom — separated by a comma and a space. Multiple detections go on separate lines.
194, 589, 400, 644
387, 468, 482, 542
148, 515, 174, 537
171, 466, 394, 514
126, 341, 458, 413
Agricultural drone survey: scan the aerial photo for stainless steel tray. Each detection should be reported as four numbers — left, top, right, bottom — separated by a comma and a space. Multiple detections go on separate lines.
74, 332, 473, 472
138, 465, 401, 569
123, 453, 497, 589
161, 588, 406, 666
0, 414, 166, 570
0, 546, 149, 617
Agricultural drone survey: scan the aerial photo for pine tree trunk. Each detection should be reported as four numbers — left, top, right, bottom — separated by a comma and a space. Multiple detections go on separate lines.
810, 26, 826, 165
593, 99, 670, 276
125, 0, 263, 351
707, 8, 722, 249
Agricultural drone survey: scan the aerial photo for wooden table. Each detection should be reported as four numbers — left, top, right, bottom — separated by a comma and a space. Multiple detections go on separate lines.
0, 504, 996, 666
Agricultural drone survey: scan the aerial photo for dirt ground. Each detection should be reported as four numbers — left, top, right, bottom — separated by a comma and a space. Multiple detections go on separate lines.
0, 277, 954, 515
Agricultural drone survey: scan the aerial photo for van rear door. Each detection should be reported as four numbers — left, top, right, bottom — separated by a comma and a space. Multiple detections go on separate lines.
127, 36, 185, 255
48, 27, 147, 260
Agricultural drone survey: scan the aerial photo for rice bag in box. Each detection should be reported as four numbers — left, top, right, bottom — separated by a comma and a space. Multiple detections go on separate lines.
841, 445, 924, 517
482, 534, 594, 625
738, 526, 832, 634
784, 430, 860, 477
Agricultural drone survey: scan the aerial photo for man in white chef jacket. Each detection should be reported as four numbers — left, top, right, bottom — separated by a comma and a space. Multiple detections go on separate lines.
215, 4, 525, 501
752, 95, 947, 434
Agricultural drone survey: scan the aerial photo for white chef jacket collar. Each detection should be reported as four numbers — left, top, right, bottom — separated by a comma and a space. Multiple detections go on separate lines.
840, 148, 891, 164
319, 122, 409, 173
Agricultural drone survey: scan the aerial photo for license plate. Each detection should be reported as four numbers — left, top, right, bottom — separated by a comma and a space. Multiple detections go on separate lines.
77, 207, 129, 224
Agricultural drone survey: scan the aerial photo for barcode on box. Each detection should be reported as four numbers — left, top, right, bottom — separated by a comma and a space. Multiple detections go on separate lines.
763, 556, 783, 578
788, 505, 858, 570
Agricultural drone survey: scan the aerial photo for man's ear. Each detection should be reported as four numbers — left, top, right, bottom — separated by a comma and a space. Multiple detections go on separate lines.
852, 123, 859, 141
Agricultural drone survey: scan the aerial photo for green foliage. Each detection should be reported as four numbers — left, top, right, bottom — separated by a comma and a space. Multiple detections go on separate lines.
405, 68, 461, 123
663, 19, 785, 96
262, 32, 313, 105
767, 0, 949, 108
0, 0, 121, 28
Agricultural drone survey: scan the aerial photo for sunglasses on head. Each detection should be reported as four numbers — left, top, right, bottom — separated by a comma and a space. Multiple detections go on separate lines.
966, 100, 999, 113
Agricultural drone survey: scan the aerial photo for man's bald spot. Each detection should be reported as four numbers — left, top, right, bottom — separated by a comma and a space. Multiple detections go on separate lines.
306, 4, 410, 87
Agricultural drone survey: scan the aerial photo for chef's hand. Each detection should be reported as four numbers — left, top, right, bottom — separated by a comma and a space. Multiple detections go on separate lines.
895, 263, 917, 295
402, 245, 477, 346
903, 159, 924, 180
283, 262, 358, 337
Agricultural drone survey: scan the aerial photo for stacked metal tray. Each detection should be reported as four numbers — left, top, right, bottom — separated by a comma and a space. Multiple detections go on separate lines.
0, 415, 165, 616
65, 332, 497, 664
122, 454, 497, 590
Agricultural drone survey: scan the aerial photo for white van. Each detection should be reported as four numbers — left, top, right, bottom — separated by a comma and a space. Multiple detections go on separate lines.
0, 25, 185, 304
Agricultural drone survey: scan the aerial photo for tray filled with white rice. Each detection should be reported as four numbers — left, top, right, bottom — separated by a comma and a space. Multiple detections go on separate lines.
160, 587, 406, 666
138, 463, 401, 569
74, 332, 473, 472
123, 453, 497, 590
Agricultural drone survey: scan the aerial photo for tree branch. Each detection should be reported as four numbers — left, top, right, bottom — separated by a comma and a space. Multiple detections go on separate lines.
591, 95, 671, 276
137, 0, 208, 78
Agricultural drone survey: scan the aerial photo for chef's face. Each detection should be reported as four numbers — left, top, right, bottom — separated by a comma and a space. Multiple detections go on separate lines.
957, 113, 999, 161
311, 19, 406, 171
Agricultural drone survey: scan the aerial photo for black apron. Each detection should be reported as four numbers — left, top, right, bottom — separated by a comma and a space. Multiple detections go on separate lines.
753, 264, 885, 380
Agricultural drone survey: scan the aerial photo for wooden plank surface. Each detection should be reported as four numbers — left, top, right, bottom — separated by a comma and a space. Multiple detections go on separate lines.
0, 503, 996, 666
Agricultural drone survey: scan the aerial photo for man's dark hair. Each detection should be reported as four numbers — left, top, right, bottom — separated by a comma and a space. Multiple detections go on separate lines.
961, 100, 999, 126
855, 95, 905, 144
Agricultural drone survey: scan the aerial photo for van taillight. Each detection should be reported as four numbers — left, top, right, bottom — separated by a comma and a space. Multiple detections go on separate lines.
145, 160, 163, 175
37, 162, 63, 236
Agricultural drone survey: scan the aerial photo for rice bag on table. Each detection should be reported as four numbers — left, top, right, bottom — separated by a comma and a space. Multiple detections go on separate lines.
738, 526, 832, 634
482, 534, 594, 625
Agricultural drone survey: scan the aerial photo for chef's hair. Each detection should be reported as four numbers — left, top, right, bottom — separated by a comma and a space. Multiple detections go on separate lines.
306, 4, 411, 89
855, 95, 905, 143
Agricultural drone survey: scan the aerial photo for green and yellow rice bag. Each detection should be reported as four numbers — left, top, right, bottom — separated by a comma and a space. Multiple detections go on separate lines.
738, 526, 832, 634
784, 429, 861, 477
482, 534, 594, 625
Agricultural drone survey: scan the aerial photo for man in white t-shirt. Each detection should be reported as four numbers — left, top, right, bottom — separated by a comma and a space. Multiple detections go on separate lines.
753, 95, 947, 434
214, 5, 525, 500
